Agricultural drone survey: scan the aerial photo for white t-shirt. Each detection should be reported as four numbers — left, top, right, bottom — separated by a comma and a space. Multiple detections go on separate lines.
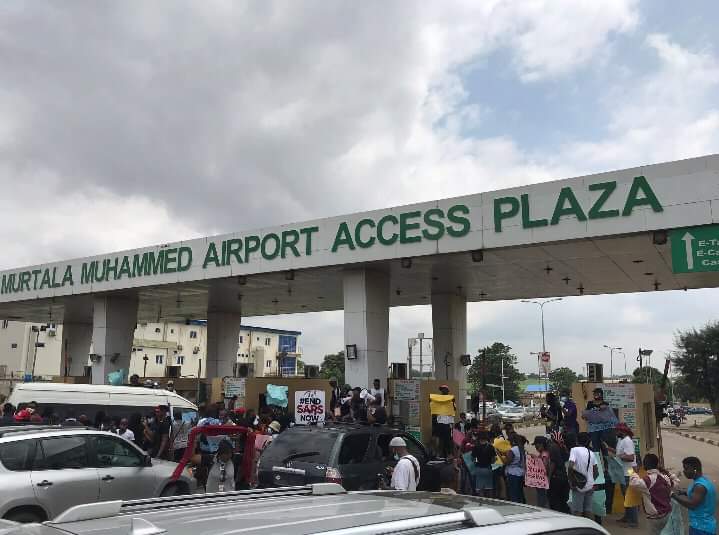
370, 388, 385, 405
617, 436, 637, 476
391, 455, 420, 491
569, 446, 597, 493
118, 429, 135, 442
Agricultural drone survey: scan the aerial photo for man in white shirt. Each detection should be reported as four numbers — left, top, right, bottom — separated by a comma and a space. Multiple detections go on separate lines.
615, 423, 639, 526
370, 379, 385, 406
117, 418, 135, 443
389, 437, 420, 491
568, 433, 599, 518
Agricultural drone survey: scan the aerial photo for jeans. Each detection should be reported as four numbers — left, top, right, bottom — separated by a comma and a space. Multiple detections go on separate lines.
506, 474, 526, 503
620, 476, 639, 523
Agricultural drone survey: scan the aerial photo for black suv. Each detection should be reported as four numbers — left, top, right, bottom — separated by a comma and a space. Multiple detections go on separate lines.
257, 423, 448, 491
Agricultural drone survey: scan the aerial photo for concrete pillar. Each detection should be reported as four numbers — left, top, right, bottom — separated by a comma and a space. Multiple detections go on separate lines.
206, 311, 242, 378
90, 296, 138, 384
343, 269, 389, 389
432, 293, 468, 410
62, 323, 93, 376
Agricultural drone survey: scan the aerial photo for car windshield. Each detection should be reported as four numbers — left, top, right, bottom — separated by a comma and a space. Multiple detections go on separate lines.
507, 408, 523, 413
260, 430, 339, 465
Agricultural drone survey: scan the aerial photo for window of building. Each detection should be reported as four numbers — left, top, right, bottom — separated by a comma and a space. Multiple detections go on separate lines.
265, 337, 271, 346
1, 320, 8, 329
266, 360, 272, 368
239, 335, 243, 343
190, 331, 198, 339
10, 343, 17, 349
176, 356, 185, 365
256, 337, 260, 341
155, 355, 164, 364
154, 327, 161, 333
170, 329, 174, 334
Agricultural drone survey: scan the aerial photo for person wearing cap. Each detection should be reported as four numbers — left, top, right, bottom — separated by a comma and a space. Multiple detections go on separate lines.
608, 422, 638, 527
389, 437, 420, 491
267, 420, 282, 435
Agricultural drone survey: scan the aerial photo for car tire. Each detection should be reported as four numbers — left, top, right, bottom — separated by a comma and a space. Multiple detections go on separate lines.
4, 508, 47, 524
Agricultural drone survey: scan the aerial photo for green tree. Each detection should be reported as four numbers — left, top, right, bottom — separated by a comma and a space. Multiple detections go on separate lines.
674, 322, 719, 420
319, 351, 345, 386
548, 367, 578, 393
631, 366, 666, 387
467, 343, 525, 402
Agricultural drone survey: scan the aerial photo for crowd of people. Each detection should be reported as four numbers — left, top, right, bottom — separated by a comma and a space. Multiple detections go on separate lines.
458, 387, 716, 535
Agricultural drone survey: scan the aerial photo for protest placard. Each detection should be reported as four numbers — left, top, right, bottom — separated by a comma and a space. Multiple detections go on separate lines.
295, 389, 326, 425
525, 455, 549, 489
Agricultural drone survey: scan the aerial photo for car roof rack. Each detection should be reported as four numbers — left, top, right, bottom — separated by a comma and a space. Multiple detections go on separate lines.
50, 484, 346, 524
0, 425, 94, 438
317, 508, 506, 534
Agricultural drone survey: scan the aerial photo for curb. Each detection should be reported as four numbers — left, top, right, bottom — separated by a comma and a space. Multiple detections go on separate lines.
669, 429, 719, 447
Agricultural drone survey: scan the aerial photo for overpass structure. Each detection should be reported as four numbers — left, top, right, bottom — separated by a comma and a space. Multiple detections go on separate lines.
1, 154, 718, 398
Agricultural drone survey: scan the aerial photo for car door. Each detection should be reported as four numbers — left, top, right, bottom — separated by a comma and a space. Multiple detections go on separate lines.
31, 435, 100, 519
91, 434, 156, 501
336, 433, 372, 490
371, 433, 396, 488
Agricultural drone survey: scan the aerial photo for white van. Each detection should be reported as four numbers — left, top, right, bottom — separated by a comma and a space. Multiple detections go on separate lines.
7, 382, 198, 424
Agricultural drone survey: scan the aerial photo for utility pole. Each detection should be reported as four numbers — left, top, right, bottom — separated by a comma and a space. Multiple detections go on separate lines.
603, 345, 622, 381
522, 298, 562, 392
480, 349, 487, 423
501, 357, 505, 404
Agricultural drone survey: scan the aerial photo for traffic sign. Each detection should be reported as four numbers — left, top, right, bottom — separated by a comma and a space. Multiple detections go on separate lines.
670, 225, 719, 273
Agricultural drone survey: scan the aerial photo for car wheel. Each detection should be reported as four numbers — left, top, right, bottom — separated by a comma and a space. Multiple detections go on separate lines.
4, 508, 47, 523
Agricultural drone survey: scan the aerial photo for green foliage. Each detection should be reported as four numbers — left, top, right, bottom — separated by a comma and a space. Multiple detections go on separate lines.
548, 367, 578, 393
674, 322, 719, 419
467, 342, 525, 402
319, 351, 345, 386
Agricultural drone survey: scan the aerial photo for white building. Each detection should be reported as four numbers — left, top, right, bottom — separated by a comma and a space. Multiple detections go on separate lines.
0, 320, 302, 379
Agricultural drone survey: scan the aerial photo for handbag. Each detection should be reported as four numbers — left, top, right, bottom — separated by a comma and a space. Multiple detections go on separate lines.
568, 447, 591, 490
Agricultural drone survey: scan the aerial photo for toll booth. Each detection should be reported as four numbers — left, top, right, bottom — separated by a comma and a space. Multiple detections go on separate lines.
572, 382, 658, 458
388, 378, 459, 444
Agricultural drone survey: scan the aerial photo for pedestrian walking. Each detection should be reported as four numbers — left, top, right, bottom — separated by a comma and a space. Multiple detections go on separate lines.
567, 432, 599, 519
505, 433, 526, 503
629, 453, 675, 535
472, 430, 496, 498
672, 456, 716, 535
531, 436, 551, 508
389, 437, 421, 491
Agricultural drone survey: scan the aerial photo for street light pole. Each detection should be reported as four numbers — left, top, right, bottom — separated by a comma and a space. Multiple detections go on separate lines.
522, 298, 562, 391
603, 345, 622, 381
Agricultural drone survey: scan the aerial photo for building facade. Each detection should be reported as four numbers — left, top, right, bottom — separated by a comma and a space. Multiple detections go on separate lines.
0, 320, 301, 380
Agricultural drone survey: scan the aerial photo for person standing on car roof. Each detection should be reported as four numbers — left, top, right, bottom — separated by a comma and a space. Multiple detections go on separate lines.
430, 385, 456, 458
329, 377, 342, 415
370, 378, 385, 406
389, 437, 421, 491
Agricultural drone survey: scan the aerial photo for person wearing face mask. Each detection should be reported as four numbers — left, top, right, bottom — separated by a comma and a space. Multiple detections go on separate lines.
389, 437, 420, 491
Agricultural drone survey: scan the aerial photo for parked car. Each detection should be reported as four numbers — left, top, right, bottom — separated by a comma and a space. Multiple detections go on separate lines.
257, 423, 449, 491
0, 425, 195, 523
10, 484, 610, 534
500, 407, 527, 423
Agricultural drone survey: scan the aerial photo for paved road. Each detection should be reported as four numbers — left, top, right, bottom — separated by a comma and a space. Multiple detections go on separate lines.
511, 424, 719, 534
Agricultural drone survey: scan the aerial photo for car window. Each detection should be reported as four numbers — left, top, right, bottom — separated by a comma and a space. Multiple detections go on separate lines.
94, 435, 143, 467
338, 433, 371, 465
0, 439, 38, 471
375, 434, 393, 461
260, 430, 339, 466
39, 436, 90, 469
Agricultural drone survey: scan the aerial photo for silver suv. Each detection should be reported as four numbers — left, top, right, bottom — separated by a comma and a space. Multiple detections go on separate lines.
1, 484, 610, 535
0, 426, 195, 523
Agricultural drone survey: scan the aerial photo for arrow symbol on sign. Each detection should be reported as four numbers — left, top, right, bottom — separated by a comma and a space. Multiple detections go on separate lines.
682, 232, 695, 270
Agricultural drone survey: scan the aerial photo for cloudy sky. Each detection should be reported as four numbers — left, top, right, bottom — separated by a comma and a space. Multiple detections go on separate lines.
2, 1, 719, 375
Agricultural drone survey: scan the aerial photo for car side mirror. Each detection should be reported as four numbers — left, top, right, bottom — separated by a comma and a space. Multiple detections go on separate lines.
143, 454, 153, 467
